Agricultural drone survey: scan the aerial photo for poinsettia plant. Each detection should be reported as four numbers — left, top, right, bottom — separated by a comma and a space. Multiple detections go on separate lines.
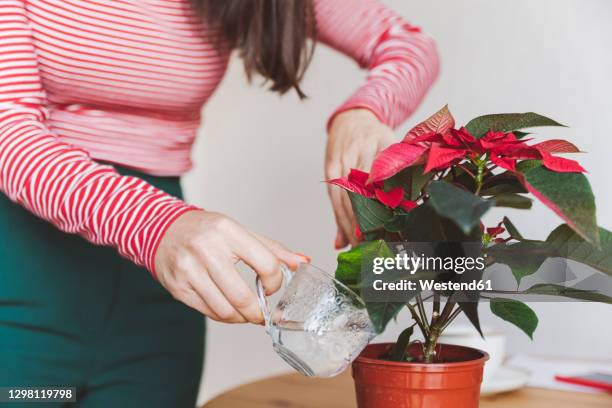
329, 106, 612, 363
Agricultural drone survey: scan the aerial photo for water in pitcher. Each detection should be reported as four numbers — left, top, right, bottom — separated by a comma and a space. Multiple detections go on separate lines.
271, 312, 373, 377
258, 264, 376, 377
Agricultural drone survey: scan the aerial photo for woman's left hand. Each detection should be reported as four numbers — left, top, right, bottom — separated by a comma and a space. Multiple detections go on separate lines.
326, 109, 396, 250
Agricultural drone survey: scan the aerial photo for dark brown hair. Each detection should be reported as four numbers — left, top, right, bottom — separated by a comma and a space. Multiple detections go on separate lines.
197, 0, 316, 98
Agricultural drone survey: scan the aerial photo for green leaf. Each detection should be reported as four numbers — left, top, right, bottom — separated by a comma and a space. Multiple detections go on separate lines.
487, 241, 549, 285
513, 131, 531, 139
491, 193, 532, 209
335, 245, 366, 287
458, 301, 483, 337
502, 216, 524, 240
545, 225, 612, 277
388, 326, 414, 361
427, 181, 493, 234
385, 202, 481, 242
480, 172, 527, 196
408, 165, 433, 201
367, 302, 405, 334
348, 192, 393, 239
466, 112, 565, 139
480, 182, 527, 196
385, 204, 443, 241
518, 163, 598, 244
447, 166, 478, 192
525, 284, 612, 304
383, 165, 432, 201
335, 241, 404, 333
335, 240, 394, 289
516, 159, 543, 173
490, 298, 539, 339
384, 168, 411, 194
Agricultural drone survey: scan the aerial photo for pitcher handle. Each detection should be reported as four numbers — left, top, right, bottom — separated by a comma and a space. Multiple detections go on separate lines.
256, 264, 293, 333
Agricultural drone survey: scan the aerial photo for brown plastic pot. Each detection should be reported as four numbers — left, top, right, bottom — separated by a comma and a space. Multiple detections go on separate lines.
352, 343, 489, 408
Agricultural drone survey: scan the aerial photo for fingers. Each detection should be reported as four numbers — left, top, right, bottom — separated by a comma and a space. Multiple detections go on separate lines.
158, 254, 235, 322
156, 211, 304, 325
335, 226, 348, 249
325, 111, 399, 251
203, 254, 264, 324
176, 253, 247, 323
181, 286, 221, 321
356, 142, 380, 173
250, 231, 308, 271
229, 228, 285, 296
339, 189, 359, 247
328, 184, 354, 249
188, 264, 249, 324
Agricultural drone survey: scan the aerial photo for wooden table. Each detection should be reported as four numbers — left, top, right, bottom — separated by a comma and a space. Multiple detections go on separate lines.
203, 370, 611, 408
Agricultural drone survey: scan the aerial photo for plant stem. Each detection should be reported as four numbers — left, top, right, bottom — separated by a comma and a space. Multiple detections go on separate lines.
439, 297, 456, 324
475, 161, 486, 195
431, 292, 440, 326
415, 294, 429, 333
422, 296, 457, 363
457, 163, 476, 178
406, 302, 428, 337
423, 326, 441, 363
441, 306, 462, 332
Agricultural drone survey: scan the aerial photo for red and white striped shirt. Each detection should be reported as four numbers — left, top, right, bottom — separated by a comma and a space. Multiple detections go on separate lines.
0, 0, 439, 274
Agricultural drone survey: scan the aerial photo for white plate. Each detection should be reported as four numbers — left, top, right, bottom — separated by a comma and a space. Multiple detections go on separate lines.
481, 366, 531, 396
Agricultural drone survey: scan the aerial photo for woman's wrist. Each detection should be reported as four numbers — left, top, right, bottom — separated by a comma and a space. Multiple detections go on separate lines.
328, 108, 382, 136
149, 205, 203, 279
327, 106, 382, 134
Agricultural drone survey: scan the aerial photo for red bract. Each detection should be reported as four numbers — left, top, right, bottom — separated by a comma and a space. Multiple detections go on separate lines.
403, 105, 455, 143
479, 137, 550, 172
328, 107, 586, 229
478, 131, 520, 151
367, 106, 456, 184
375, 187, 404, 208
370, 124, 585, 184
538, 150, 585, 172
486, 226, 505, 237
444, 127, 476, 148
399, 200, 418, 211
533, 139, 580, 154
355, 225, 363, 241
327, 168, 419, 212
327, 169, 378, 198
368, 143, 427, 184
490, 152, 517, 171
424, 143, 469, 173
429, 128, 585, 174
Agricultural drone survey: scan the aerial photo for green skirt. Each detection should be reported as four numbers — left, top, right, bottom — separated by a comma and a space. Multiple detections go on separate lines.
0, 167, 205, 407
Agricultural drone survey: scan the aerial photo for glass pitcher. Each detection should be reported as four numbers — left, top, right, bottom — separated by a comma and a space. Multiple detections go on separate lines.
256, 263, 376, 378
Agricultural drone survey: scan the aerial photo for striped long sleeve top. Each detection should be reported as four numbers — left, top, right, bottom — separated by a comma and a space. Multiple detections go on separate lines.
0, 0, 439, 274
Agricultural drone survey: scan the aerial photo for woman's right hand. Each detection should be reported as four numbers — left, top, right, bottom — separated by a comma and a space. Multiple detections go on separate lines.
154, 210, 308, 324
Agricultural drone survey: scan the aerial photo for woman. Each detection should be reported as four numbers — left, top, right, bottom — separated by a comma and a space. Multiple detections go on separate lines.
0, 0, 438, 406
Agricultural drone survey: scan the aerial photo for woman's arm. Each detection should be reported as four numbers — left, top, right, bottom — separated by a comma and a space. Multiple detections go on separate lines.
1, 1, 305, 324
315, 0, 440, 128
0, 1, 194, 272
315, 0, 440, 248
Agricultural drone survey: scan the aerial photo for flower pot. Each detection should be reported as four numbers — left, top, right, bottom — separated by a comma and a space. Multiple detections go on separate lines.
352, 343, 489, 408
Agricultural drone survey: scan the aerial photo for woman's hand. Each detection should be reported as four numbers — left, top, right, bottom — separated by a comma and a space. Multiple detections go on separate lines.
154, 210, 308, 324
326, 109, 396, 249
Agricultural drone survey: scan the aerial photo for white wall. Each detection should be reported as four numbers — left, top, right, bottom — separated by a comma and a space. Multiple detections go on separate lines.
183, 0, 612, 403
